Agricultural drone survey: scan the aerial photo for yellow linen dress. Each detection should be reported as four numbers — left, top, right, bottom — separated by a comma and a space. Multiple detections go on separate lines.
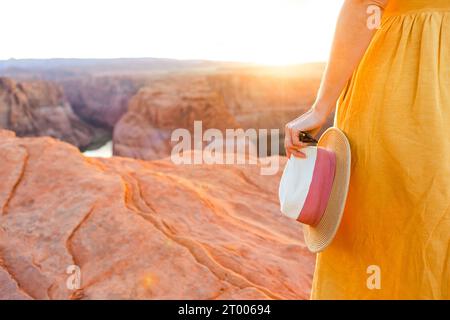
311, 0, 450, 299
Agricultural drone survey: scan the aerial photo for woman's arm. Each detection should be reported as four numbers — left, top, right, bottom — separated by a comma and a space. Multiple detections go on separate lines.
285, 0, 389, 158
315, 0, 389, 116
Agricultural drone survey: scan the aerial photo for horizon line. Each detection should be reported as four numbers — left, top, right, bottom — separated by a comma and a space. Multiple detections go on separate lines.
0, 56, 327, 67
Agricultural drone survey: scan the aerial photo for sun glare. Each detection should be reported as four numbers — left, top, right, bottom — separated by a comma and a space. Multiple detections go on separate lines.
0, 0, 343, 65
234, 1, 343, 66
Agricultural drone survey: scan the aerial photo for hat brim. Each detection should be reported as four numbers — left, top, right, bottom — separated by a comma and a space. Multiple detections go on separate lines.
303, 127, 351, 253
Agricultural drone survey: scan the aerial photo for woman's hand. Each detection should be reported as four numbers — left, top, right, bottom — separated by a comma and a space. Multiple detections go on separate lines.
282, 0, 386, 159
284, 106, 329, 158
282, 0, 387, 159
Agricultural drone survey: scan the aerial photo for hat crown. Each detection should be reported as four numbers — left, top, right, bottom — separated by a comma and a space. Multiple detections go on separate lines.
279, 146, 336, 226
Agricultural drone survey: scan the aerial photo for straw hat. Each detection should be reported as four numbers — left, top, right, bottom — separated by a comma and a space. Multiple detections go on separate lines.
279, 127, 351, 253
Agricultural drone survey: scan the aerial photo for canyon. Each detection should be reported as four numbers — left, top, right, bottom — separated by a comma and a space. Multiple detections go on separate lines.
0, 59, 328, 300
114, 64, 333, 160
0, 59, 331, 160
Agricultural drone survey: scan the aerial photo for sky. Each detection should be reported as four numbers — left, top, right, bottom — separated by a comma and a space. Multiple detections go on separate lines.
1, 0, 343, 65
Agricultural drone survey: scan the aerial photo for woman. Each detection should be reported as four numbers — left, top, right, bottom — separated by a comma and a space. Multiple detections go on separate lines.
285, 0, 450, 299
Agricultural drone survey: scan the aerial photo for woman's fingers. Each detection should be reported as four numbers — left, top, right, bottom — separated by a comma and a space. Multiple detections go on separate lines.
285, 125, 309, 158
285, 141, 291, 158
290, 127, 308, 148
284, 137, 294, 159
285, 108, 324, 159
286, 133, 306, 159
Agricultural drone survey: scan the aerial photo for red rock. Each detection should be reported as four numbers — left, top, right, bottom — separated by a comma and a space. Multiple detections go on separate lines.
113, 75, 240, 159
113, 64, 334, 160
0, 130, 314, 299
61, 76, 147, 129
0, 77, 94, 149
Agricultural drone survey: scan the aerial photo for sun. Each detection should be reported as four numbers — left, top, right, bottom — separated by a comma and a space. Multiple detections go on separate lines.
201, 0, 343, 66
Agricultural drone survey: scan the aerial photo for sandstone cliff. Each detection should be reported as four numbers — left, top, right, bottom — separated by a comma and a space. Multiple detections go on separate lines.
113, 75, 240, 159
114, 64, 334, 160
61, 76, 147, 129
0, 130, 314, 300
0, 77, 95, 149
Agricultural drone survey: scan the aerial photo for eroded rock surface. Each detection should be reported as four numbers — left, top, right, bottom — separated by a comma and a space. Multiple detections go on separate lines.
114, 64, 333, 160
0, 130, 314, 300
61, 76, 147, 129
0, 77, 94, 149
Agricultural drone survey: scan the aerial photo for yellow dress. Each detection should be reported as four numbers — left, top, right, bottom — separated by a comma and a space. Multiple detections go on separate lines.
311, 0, 450, 299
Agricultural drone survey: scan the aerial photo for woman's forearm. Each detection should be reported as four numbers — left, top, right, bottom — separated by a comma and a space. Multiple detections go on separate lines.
314, 0, 389, 118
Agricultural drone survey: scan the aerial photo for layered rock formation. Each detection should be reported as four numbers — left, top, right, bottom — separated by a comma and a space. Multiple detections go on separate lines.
114, 64, 334, 160
0, 77, 95, 149
0, 130, 314, 300
1, 61, 331, 160
113, 75, 240, 159
61, 76, 147, 129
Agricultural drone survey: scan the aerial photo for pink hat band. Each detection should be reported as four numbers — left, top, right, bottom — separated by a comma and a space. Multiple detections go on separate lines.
279, 146, 336, 226
297, 148, 336, 226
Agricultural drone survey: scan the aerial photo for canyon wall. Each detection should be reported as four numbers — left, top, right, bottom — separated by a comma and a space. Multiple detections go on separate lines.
0, 77, 96, 149
114, 64, 334, 160
61, 76, 148, 129
1, 61, 331, 159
